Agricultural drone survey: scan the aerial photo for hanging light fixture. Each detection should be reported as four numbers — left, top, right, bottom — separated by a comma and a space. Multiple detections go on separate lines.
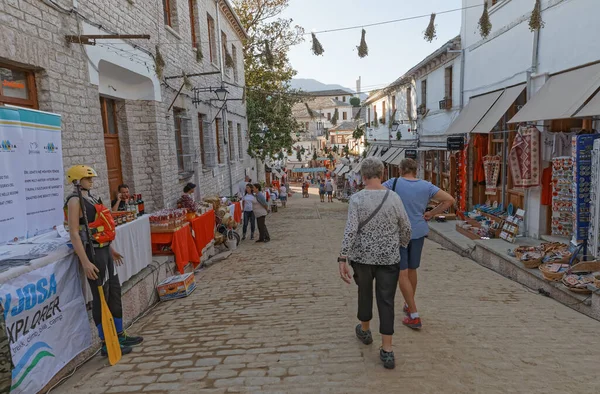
215, 86, 229, 101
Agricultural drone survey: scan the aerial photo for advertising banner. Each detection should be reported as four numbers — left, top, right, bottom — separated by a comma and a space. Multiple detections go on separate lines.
0, 256, 91, 394
0, 107, 63, 243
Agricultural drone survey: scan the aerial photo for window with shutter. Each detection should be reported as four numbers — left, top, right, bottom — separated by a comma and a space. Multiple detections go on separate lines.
174, 109, 193, 174
215, 118, 222, 164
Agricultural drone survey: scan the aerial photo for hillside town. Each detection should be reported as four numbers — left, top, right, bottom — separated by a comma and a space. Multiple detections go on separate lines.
2, 0, 600, 393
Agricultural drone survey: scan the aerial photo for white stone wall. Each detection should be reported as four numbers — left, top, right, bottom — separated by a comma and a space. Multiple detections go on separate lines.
0, 0, 252, 211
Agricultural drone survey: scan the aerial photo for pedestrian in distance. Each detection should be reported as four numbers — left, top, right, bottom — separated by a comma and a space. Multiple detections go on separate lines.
383, 158, 455, 329
325, 179, 334, 202
279, 183, 288, 208
319, 180, 326, 203
253, 183, 271, 243
64, 165, 143, 358
241, 184, 256, 240
338, 157, 412, 369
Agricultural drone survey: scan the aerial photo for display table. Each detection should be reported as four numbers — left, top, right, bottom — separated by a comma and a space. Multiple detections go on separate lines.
190, 210, 215, 256
151, 223, 200, 274
0, 232, 92, 394
112, 215, 152, 284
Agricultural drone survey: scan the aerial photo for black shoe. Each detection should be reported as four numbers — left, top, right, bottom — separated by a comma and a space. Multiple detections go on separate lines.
355, 324, 373, 345
242, 234, 246, 240
119, 332, 144, 347
250, 234, 254, 240
256, 239, 264, 243
264, 239, 271, 243
101, 343, 133, 357
380, 348, 395, 369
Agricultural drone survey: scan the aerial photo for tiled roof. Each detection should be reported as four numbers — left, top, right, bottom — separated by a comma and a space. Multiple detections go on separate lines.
330, 121, 359, 131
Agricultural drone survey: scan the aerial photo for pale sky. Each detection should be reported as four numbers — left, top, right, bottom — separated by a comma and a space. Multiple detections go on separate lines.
281, 0, 463, 93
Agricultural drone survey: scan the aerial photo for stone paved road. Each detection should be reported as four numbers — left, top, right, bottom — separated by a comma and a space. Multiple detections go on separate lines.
55, 188, 600, 394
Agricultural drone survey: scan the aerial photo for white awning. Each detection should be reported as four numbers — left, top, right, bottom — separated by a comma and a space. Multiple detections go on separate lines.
509, 63, 600, 123
389, 150, 406, 166
350, 160, 363, 174
445, 90, 503, 135
575, 90, 600, 117
472, 84, 526, 133
380, 147, 399, 163
337, 166, 350, 176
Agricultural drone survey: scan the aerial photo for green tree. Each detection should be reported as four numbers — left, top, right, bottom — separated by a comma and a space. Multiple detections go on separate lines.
233, 0, 304, 161
350, 97, 360, 107
331, 109, 339, 126
312, 150, 318, 161
296, 150, 302, 161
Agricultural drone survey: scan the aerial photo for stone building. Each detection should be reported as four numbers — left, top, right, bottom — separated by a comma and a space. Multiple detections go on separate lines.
0, 0, 255, 211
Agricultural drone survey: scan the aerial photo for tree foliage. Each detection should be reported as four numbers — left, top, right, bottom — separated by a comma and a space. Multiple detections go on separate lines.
233, 0, 305, 161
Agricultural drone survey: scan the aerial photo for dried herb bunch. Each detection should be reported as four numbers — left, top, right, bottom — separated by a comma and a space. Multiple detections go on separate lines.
529, 0, 545, 32
478, 2, 492, 39
311, 33, 324, 56
357, 29, 368, 58
155, 45, 166, 78
264, 41, 275, 67
424, 13, 437, 42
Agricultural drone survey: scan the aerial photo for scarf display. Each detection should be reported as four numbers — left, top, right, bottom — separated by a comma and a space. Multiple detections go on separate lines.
483, 155, 501, 195
509, 126, 541, 188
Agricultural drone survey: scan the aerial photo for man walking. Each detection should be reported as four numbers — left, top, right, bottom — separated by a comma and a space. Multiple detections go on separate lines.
325, 180, 334, 202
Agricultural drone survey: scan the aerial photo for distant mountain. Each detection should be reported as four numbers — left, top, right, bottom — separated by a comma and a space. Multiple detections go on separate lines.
290, 78, 368, 100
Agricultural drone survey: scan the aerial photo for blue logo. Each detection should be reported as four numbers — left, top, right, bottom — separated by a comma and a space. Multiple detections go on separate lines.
1, 139, 17, 152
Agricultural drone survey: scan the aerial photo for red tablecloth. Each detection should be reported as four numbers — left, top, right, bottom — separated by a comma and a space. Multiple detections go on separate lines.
233, 202, 242, 223
190, 210, 215, 256
151, 224, 200, 274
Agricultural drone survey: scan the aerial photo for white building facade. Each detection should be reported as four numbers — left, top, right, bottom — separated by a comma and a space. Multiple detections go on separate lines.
458, 0, 600, 238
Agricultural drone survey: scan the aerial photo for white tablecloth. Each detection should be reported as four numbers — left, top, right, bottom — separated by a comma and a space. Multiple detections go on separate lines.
112, 215, 152, 285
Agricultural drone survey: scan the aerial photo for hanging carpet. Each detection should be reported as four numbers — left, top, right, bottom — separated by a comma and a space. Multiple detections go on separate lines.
483, 155, 501, 195
509, 126, 541, 188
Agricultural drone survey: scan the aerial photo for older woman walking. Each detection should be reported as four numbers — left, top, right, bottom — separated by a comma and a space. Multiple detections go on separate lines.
384, 158, 455, 330
338, 157, 412, 369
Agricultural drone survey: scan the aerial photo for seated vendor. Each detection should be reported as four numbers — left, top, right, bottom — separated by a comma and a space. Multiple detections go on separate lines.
178, 182, 197, 211
111, 184, 131, 212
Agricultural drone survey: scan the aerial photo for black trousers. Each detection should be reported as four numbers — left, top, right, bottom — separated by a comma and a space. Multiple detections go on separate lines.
86, 246, 123, 327
243, 211, 256, 236
256, 215, 270, 241
351, 262, 400, 335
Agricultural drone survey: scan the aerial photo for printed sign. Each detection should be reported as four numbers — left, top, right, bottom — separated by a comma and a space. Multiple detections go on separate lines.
447, 136, 465, 151
0, 256, 91, 394
405, 149, 417, 160
0, 107, 63, 243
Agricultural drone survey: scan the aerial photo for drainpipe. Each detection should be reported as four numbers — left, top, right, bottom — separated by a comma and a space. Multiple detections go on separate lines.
215, 0, 234, 195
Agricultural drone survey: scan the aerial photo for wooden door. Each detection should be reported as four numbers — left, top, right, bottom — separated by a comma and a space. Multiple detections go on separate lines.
100, 97, 123, 199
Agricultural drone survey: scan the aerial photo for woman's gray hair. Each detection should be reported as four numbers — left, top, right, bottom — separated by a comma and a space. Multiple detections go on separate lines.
359, 157, 384, 179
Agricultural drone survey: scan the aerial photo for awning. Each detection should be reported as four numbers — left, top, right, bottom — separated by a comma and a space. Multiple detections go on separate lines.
472, 84, 526, 133
291, 167, 327, 173
380, 147, 399, 163
575, 90, 600, 117
509, 63, 600, 123
386, 148, 404, 164
368, 146, 380, 157
445, 90, 503, 135
389, 150, 406, 166
338, 166, 350, 176
350, 160, 363, 174
332, 164, 343, 175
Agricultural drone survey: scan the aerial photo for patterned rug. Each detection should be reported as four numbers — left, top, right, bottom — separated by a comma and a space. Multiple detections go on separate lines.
509, 126, 541, 188
483, 155, 502, 195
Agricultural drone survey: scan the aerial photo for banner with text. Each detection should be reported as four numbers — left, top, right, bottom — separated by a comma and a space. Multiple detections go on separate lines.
0, 255, 91, 394
0, 107, 63, 244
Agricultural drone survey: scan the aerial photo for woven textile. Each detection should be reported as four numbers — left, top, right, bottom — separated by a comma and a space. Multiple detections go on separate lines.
483, 155, 501, 195
509, 126, 541, 188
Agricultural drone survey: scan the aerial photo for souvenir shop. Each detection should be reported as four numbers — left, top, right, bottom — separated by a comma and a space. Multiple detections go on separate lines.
448, 84, 529, 240
421, 146, 461, 215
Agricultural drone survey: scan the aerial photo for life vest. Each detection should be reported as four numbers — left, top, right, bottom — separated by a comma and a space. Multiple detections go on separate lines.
64, 194, 116, 247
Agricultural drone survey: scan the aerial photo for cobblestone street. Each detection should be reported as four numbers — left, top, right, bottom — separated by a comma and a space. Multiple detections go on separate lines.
55, 189, 600, 394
